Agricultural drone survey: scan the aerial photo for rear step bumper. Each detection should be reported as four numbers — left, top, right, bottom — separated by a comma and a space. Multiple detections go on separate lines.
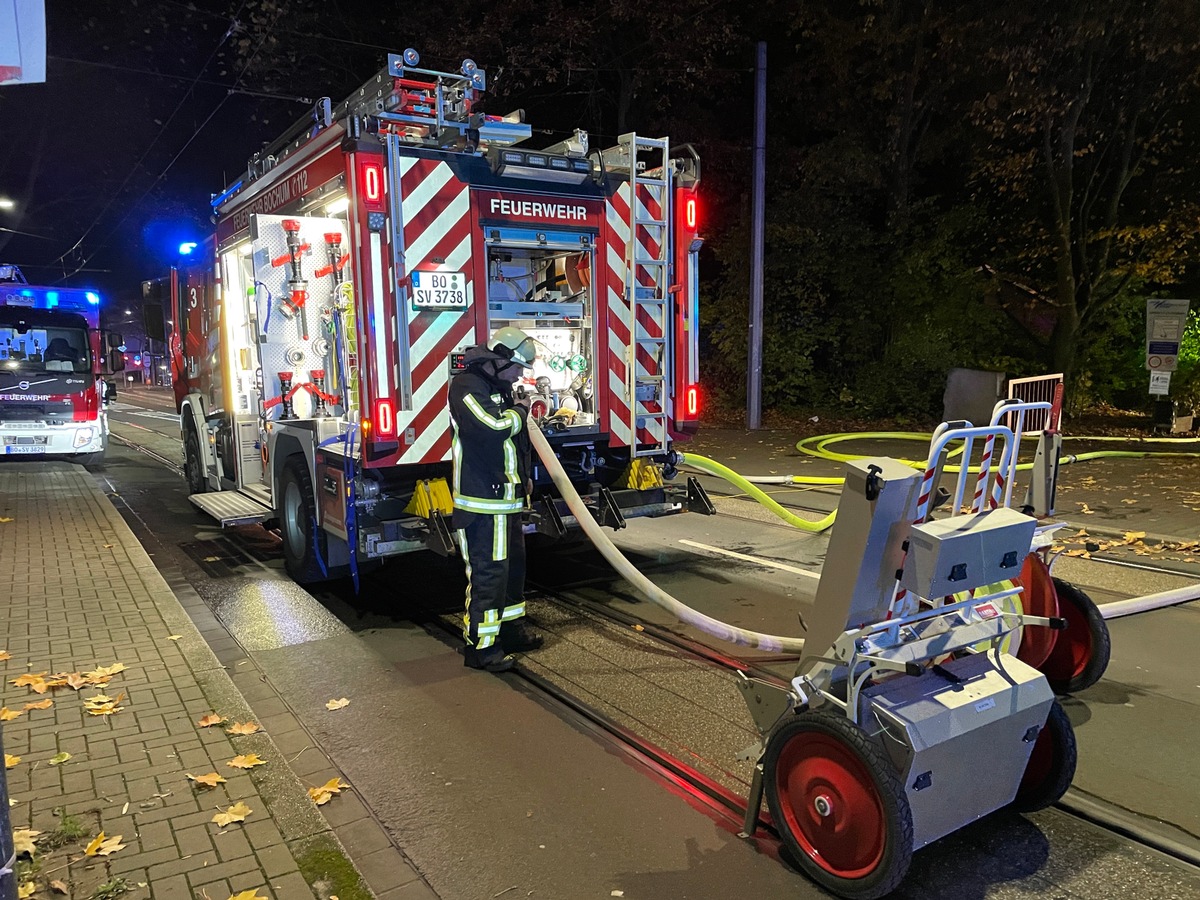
189, 490, 272, 527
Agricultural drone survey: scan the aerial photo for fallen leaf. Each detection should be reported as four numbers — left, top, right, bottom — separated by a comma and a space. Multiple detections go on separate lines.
226, 754, 266, 769
66, 672, 88, 690
84, 692, 125, 716
11, 672, 46, 688
325, 698, 350, 710
24, 699, 53, 711
42, 676, 69, 689
226, 721, 261, 735
1123, 530, 1147, 542
227, 891, 268, 900
88, 663, 127, 678
50, 880, 68, 894
48, 752, 71, 766
167, 635, 183, 641
307, 777, 350, 806
96, 834, 126, 856
197, 713, 227, 728
0, 516, 13, 523
0, 707, 24, 721
212, 800, 253, 827
18, 882, 34, 899
187, 772, 228, 788
28, 679, 50, 694
5, 754, 20, 769
0, 650, 11, 661
12, 829, 41, 857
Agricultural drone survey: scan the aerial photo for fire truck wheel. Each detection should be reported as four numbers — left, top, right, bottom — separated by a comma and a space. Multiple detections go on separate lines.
279, 456, 329, 584
764, 710, 913, 900
185, 426, 206, 495
1011, 700, 1077, 813
1043, 578, 1111, 694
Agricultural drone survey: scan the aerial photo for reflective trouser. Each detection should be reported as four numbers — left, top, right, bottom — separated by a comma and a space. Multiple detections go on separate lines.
456, 510, 526, 650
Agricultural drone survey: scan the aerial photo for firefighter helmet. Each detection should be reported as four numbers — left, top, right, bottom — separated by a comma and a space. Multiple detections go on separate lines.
487, 326, 536, 369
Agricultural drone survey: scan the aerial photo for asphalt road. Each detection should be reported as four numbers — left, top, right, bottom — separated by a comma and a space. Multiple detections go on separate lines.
98, 388, 1200, 899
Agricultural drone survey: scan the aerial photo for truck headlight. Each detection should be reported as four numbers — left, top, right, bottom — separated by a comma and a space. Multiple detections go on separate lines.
73, 428, 95, 448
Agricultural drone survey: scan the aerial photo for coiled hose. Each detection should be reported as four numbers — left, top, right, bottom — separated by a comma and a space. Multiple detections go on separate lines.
677, 452, 837, 533
529, 423, 807, 653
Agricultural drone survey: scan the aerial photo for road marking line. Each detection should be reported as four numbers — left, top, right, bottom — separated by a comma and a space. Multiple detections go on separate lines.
677, 539, 821, 579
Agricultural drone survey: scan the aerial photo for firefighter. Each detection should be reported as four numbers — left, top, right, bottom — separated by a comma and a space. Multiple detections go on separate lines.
449, 326, 546, 672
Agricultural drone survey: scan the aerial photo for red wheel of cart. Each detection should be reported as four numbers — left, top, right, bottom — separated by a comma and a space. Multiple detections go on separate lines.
764, 711, 913, 900
1014, 553, 1060, 669
1042, 578, 1111, 693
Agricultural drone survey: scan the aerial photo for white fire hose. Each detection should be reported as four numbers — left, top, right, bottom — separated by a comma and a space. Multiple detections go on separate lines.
1100, 583, 1200, 620
529, 423, 807, 654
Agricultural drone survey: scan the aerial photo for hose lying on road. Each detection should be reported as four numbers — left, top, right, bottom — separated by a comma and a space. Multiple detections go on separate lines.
529, 423, 807, 654
677, 452, 837, 533
1099, 583, 1200, 620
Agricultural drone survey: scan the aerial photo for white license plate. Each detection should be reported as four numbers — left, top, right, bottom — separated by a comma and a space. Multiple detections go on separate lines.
411, 270, 468, 310
5, 446, 46, 454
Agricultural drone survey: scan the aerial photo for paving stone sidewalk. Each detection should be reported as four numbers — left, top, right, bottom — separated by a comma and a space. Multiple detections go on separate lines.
0, 463, 366, 900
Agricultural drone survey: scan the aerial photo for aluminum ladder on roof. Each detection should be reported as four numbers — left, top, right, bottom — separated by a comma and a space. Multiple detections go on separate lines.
610, 132, 673, 457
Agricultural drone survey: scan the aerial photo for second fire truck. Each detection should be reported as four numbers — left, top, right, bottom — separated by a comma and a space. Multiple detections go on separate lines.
168, 49, 708, 584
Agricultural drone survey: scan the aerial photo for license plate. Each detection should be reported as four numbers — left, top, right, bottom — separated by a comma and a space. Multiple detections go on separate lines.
5, 446, 46, 454
411, 270, 468, 310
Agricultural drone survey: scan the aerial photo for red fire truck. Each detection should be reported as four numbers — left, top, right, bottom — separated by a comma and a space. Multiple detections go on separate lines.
168, 49, 709, 583
0, 264, 123, 464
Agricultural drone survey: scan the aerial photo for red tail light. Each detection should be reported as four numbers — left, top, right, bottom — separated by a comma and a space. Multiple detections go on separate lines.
685, 197, 698, 231
374, 398, 395, 437
685, 385, 700, 418
359, 158, 385, 211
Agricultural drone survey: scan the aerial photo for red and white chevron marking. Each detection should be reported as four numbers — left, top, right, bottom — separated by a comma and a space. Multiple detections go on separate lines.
395, 157, 478, 464
604, 185, 633, 447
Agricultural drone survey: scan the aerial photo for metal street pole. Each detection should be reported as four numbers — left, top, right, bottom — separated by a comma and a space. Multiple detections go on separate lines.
747, 41, 767, 430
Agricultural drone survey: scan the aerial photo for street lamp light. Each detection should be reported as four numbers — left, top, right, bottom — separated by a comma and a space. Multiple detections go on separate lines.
0, 198, 13, 210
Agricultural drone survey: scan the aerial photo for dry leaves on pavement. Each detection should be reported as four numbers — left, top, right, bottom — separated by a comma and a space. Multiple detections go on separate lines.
48, 752, 71, 766
0, 650, 11, 661
5, 754, 20, 769
187, 772, 229, 788
228, 891, 268, 900
227, 754, 267, 770
83, 692, 125, 716
18, 883, 34, 899
85, 663, 127, 680
197, 713, 227, 728
212, 801, 252, 827
325, 698, 350, 710
226, 721, 261, 735
307, 777, 351, 806
167, 635, 182, 641
24, 699, 53, 711
49, 880, 68, 894
84, 832, 126, 857
12, 829, 41, 857
11, 673, 47, 689
0, 707, 23, 721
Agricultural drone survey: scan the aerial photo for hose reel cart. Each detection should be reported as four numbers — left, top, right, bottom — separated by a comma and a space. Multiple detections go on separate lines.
736, 425, 1078, 899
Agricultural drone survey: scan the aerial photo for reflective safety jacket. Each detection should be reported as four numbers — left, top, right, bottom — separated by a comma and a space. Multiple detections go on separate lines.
448, 350, 531, 515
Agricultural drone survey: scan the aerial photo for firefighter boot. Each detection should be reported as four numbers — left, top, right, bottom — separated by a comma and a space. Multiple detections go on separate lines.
500, 619, 544, 652
463, 644, 516, 673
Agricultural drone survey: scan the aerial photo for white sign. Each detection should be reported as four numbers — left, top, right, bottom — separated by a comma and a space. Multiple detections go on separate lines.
1146, 298, 1191, 372
1150, 371, 1172, 396
0, 0, 46, 85
411, 270, 469, 310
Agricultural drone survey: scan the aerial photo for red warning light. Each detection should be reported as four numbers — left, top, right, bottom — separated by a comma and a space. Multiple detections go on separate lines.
359, 158, 384, 211
685, 197, 697, 231
374, 398, 396, 437
686, 385, 700, 417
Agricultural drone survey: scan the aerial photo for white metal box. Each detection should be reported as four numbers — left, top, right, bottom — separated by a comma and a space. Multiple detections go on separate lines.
901, 507, 1035, 599
861, 651, 1053, 848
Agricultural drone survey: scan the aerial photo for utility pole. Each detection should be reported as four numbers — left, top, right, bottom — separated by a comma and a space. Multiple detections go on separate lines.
746, 41, 767, 430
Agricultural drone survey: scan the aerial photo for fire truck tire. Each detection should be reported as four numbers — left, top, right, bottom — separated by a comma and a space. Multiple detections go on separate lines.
1043, 578, 1111, 694
764, 710, 913, 900
279, 456, 330, 584
1011, 700, 1077, 813
185, 426, 207, 495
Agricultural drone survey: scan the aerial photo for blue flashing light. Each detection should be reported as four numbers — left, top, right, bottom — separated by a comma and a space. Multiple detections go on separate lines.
19, 289, 32, 297
211, 179, 244, 209
45, 291, 59, 308
179, 241, 198, 255
133, 355, 142, 365
86, 292, 100, 305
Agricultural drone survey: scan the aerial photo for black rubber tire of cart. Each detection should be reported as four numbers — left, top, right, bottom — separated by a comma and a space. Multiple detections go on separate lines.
1012, 699, 1077, 813
1044, 577, 1111, 694
764, 710, 914, 900
184, 425, 206, 495
278, 455, 332, 584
